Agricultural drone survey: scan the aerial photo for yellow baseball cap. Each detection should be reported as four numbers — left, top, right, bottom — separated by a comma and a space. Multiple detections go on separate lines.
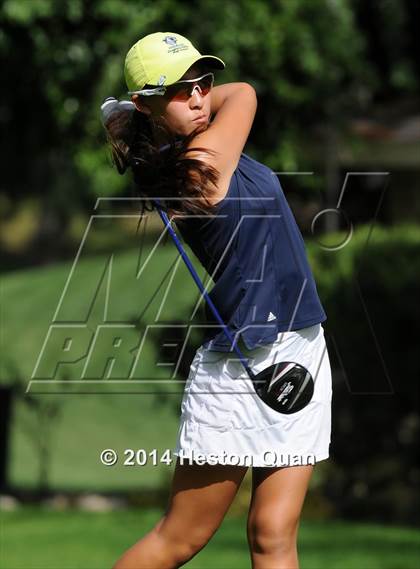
124, 32, 225, 92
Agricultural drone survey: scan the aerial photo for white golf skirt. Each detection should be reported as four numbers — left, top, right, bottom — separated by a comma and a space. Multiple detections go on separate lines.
173, 323, 332, 467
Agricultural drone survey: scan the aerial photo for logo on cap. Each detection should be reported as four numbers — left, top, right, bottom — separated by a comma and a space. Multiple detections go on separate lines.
163, 35, 178, 46
162, 34, 189, 55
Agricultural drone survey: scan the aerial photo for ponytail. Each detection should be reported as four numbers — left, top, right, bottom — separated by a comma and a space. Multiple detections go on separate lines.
102, 98, 221, 219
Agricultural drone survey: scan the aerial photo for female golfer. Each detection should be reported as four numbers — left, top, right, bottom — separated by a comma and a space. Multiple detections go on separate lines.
105, 32, 332, 569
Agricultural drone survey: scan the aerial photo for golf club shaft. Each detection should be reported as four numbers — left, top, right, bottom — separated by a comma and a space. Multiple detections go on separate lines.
153, 199, 256, 380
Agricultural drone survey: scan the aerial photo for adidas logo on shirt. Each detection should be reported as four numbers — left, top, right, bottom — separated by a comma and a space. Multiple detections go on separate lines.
267, 312, 276, 321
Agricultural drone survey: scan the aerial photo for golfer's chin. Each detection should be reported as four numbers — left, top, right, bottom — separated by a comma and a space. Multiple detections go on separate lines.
174, 119, 209, 138
189, 121, 209, 135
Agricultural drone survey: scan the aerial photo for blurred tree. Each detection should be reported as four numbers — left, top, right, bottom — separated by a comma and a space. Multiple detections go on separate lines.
0, 0, 418, 258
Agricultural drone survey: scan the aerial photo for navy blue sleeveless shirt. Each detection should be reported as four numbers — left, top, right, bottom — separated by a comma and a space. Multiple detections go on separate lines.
175, 152, 327, 351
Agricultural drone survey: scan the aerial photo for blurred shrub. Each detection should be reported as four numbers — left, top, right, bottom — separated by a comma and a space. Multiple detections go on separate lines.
308, 222, 420, 524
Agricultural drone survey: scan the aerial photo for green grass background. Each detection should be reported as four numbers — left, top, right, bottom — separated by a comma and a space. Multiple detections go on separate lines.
2, 507, 419, 569
2, 241, 206, 491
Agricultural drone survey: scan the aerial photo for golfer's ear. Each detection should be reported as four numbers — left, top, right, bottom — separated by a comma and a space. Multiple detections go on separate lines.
131, 95, 151, 115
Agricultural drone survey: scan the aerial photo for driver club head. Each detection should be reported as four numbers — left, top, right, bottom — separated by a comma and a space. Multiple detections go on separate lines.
252, 361, 314, 414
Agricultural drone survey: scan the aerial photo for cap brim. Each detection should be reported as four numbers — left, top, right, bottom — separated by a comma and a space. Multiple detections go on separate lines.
166, 55, 225, 85
195, 55, 226, 70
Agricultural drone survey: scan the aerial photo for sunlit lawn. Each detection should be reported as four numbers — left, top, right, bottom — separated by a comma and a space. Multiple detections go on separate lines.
1, 243, 206, 492
2, 507, 419, 569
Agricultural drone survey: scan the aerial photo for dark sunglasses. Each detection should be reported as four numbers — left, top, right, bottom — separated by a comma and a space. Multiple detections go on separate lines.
128, 72, 214, 101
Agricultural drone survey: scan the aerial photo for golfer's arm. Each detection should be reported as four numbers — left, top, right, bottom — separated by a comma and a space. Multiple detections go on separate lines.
210, 83, 253, 117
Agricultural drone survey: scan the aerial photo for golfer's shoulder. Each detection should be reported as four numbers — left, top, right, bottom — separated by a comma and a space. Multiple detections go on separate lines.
186, 83, 257, 203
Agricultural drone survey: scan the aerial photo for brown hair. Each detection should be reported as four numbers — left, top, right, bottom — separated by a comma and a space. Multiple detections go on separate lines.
103, 68, 221, 220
